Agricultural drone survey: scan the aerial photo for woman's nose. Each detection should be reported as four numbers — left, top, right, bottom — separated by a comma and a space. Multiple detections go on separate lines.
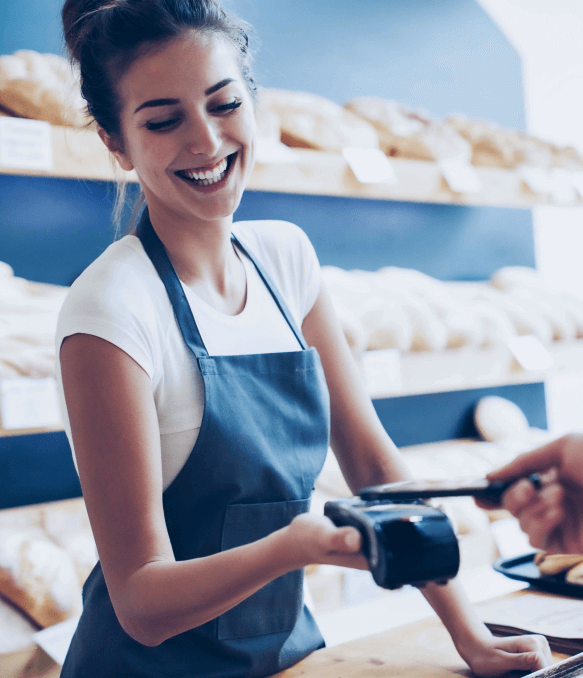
187, 116, 221, 157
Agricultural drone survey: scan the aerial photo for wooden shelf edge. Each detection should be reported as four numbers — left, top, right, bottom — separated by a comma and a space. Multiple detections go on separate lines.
0, 125, 579, 208
364, 340, 583, 400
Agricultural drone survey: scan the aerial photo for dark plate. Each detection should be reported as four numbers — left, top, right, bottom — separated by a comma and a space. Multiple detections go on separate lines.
493, 552, 583, 598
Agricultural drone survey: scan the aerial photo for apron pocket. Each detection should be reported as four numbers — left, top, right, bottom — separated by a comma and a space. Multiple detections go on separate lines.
217, 497, 310, 640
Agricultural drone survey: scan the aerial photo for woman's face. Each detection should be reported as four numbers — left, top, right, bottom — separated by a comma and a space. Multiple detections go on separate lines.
112, 32, 256, 228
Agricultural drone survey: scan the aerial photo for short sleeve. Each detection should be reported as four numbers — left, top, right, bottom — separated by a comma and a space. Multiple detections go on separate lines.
295, 227, 321, 318
55, 238, 170, 382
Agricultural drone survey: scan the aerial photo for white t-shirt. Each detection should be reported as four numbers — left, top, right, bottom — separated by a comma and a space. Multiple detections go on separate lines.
55, 220, 321, 491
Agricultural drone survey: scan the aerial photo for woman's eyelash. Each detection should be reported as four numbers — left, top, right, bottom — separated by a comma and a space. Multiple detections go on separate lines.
215, 99, 242, 113
144, 100, 242, 131
145, 118, 180, 131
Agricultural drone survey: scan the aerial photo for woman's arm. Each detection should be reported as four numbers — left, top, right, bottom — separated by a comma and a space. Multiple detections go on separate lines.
301, 283, 552, 677
60, 333, 365, 647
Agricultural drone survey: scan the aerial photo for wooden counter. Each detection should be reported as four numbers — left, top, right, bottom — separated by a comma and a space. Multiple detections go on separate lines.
270, 609, 569, 678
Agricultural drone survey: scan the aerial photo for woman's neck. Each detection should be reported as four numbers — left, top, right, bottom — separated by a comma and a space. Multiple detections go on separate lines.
145, 201, 246, 314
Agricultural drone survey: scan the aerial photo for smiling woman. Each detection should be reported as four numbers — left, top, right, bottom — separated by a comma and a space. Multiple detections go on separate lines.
55, 1, 553, 677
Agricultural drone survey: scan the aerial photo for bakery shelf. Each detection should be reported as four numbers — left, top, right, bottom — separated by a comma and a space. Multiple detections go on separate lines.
362, 339, 583, 399
2, 340, 583, 440
0, 124, 578, 209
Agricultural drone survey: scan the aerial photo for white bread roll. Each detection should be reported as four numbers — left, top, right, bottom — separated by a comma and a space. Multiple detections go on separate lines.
446, 115, 517, 168
0, 527, 82, 628
474, 396, 530, 443
565, 561, 583, 585
535, 553, 583, 576
358, 295, 413, 352
470, 286, 554, 344
510, 289, 577, 342
0, 50, 87, 126
259, 88, 379, 152
345, 97, 471, 162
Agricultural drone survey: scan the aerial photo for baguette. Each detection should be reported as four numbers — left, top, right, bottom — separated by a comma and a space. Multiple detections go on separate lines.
260, 88, 379, 152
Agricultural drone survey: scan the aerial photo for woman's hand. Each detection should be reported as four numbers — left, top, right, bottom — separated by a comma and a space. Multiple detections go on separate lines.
455, 630, 552, 677
284, 513, 369, 571
482, 434, 583, 554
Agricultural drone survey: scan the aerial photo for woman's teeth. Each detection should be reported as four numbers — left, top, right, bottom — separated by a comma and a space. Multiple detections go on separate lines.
180, 157, 229, 186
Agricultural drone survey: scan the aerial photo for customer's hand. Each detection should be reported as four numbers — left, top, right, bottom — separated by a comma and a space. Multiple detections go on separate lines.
482, 434, 583, 554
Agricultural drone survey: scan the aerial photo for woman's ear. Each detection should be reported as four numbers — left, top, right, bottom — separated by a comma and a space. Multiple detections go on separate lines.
97, 127, 134, 172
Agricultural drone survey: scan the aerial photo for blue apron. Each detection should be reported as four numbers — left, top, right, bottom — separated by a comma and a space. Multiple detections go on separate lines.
60, 209, 329, 677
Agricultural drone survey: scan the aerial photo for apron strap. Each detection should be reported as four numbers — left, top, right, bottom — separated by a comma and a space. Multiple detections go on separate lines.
136, 209, 209, 358
231, 233, 309, 351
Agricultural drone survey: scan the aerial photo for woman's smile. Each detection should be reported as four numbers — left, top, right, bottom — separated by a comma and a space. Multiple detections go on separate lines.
174, 151, 237, 190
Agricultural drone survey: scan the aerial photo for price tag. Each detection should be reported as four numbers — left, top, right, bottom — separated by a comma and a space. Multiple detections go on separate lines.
0, 117, 53, 171
507, 335, 553, 372
438, 159, 482, 193
342, 147, 397, 184
361, 349, 402, 397
549, 168, 578, 205
518, 165, 554, 195
0, 377, 61, 429
33, 615, 80, 665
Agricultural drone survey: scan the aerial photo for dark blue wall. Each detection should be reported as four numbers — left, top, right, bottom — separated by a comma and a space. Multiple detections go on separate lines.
1, 0, 524, 129
0, 1, 540, 508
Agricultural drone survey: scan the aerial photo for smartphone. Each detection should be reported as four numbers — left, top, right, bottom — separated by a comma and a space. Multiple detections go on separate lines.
358, 474, 541, 504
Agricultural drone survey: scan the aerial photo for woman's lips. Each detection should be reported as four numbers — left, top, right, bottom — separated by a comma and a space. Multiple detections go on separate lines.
175, 152, 237, 188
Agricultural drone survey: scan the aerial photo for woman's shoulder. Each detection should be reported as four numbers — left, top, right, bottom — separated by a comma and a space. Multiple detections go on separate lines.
232, 220, 315, 268
60, 235, 167, 322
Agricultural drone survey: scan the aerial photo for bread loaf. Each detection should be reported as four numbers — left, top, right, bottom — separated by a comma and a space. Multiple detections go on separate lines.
0, 50, 87, 126
345, 97, 471, 162
565, 561, 583, 585
446, 115, 517, 168
259, 88, 379, 152
0, 527, 82, 627
535, 553, 583, 576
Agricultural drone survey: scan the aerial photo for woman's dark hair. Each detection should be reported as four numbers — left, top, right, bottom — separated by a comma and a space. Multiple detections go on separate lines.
61, 0, 257, 232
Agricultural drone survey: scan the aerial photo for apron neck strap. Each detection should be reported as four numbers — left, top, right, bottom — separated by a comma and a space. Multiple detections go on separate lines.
230, 233, 308, 351
136, 209, 209, 358
136, 209, 309, 355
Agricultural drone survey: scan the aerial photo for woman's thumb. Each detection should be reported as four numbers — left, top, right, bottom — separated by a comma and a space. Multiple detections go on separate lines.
509, 651, 545, 672
332, 526, 362, 552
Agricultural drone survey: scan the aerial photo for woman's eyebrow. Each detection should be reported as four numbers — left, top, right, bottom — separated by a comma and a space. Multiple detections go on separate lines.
134, 98, 179, 114
204, 78, 235, 95
133, 79, 236, 114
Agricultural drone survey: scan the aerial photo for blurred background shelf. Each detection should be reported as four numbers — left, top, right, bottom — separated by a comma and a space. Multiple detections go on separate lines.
1, 125, 579, 209
363, 339, 583, 399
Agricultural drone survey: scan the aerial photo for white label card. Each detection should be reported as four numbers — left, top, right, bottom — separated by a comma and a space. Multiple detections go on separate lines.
33, 615, 80, 666
361, 349, 402, 398
519, 165, 554, 195
342, 147, 397, 184
507, 335, 553, 372
549, 168, 578, 205
0, 377, 62, 430
438, 159, 482, 193
0, 117, 53, 171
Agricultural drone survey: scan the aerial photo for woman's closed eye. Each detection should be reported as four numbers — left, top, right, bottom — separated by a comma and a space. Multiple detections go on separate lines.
144, 99, 243, 132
